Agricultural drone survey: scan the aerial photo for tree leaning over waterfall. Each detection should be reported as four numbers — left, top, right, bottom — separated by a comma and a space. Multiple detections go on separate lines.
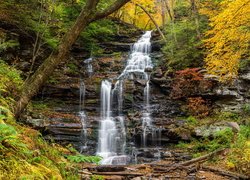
14, 0, 131, 118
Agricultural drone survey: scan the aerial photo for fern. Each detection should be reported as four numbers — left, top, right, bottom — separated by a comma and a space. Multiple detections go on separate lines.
67, 154, 102, 164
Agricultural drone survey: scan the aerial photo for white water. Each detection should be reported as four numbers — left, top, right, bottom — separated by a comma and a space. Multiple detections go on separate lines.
97, 80, 117, 159
79, 78, 85, 111
97, 31, 154, 164
84, 57, 93, 76
118, 31, 153, 80
79, 78, 87, 153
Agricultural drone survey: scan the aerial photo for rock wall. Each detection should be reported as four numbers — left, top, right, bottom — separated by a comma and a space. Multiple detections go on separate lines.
20, 29, 184, 153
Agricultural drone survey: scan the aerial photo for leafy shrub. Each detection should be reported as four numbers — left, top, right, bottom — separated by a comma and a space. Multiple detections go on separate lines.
193, 128, 234, 152
187, 97, 210, 118
218, 111, 240, 122
186, 116, 198, 125
171, 68, 212, 99
0, 60, 23, 121
0, 31, 19, 52
242, 103, 250, 115
227, 125, 250, 175
0, 122, 80, 179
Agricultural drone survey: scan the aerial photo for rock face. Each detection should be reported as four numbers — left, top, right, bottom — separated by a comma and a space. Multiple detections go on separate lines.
24, 29, 184, 153
202, 70, 250, 112
13, 21, 249, 156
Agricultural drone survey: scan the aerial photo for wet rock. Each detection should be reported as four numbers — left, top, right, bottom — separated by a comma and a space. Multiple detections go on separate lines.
163, 151, 172, 158
194, 125, 230, 137
24, 118, 49, 128
152, 68, 163, 78
131, 177, 142, 180
240, 72, 250, 81
225, 121, 240, 132
137, 150, 154, 158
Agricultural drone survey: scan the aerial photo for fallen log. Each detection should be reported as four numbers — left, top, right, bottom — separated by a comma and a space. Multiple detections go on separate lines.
201, 165, 249, 180
179, 149, 226, 166
96, 165, 126, 172
152, 165, 188, 172
92, 171, 144, 176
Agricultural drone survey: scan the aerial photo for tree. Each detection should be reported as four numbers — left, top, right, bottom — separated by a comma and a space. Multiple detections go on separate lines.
162, 0, 208, 70
14, 0, 130, 118
204, 0, 250, 81
135, 3, 166, 41
112, 0, 163, 29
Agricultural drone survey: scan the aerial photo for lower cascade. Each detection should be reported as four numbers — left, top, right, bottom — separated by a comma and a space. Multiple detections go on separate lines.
97, 31, 156, 165
96, 80, 127, 164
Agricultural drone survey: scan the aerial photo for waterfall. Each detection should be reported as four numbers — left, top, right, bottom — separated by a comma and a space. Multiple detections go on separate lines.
97, 80, 118, 159
118, 31, 152, 80
84, 57, 93, 77
79, 78, 85, 111
79, 78, 87, 153
97, 31, 154, 164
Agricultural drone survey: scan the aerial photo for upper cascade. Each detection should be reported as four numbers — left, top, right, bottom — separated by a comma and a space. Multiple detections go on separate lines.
118, 31, 153, 80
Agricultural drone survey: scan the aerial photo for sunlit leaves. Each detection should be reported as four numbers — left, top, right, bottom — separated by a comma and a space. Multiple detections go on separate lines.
204, 0, 250, 81
113, 0, 163, 29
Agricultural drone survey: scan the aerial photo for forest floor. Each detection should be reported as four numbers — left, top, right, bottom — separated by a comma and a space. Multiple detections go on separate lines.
80, 148, 249, 180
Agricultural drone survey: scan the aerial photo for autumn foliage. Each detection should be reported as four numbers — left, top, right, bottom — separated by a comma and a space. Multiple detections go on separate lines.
171, 68, 212, 99
112, 0, 163, 29
187, 97, 209, 118
203, 0, 250, 81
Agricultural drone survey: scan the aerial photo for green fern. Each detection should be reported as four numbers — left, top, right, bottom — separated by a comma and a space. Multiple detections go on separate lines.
67, 154, 102, 164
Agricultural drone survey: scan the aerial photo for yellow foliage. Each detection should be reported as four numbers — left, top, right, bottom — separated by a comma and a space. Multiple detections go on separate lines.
112, 0, 163, 29
203, 0, 250, 81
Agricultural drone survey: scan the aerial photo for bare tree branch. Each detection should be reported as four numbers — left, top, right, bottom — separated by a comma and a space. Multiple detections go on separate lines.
136, 3, 166, 42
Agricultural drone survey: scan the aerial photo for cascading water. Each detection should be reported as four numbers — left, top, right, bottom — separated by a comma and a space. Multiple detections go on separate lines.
97, 80, 118, 158
118, 31, 152, 80
97, 31, 155, 164
84, 57, 93, 77
79, 78, 87, 153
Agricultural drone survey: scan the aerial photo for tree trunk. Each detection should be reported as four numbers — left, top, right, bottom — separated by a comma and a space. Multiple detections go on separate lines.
136, 3, 166, 42
190, 0, 201, 39
15, 0, 130, 118
164, 0, 178, 46
164, 0, 173, 22
160, 0, 166, 25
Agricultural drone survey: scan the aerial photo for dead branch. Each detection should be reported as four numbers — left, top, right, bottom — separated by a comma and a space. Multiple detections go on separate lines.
201, 165, 249, 180
179, 149, 226, 166
135, 3, 166, 42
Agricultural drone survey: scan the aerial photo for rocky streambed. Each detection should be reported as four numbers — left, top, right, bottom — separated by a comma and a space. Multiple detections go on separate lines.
79, 148, 248, 180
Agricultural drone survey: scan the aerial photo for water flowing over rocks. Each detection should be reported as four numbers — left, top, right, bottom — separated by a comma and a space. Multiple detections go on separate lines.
25, 29, 185, 161
18, 23, 250, 164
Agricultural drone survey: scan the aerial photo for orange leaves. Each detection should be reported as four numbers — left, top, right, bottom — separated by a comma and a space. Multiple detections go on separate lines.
171, 68, 212, 99
203, 0, 250, 81
187, 97, 210, 118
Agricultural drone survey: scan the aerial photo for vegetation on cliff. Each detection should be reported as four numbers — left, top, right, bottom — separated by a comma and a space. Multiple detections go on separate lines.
0, 0, 249, 179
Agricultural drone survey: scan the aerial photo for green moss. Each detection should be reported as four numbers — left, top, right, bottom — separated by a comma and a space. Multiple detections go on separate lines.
186, 116, 198, 126
91, 175, 104, 180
